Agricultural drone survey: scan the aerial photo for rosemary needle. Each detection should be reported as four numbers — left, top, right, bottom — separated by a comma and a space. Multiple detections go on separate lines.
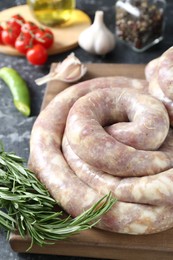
0, 146, 116, 250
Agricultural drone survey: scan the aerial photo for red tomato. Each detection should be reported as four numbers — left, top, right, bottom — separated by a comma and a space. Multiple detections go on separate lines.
26, 44, 48, 65
7, 14, 25, 34
7, 14, 25, 27
15, 32, 34, 54
35, 28, 54, 49
0, 25, 3, 44
21, 21, 38, 37
1, 27, 19, 46
10, 14, 25, 24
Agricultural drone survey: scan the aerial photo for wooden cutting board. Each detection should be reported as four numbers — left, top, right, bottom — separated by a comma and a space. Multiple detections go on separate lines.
0, 5, 91, 56
9, 64, 173, 260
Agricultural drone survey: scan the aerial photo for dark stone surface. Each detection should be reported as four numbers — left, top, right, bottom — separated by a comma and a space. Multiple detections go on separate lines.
0, 0, 172, 259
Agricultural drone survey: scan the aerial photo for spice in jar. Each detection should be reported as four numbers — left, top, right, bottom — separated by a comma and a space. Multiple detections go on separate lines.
115, 0, 166, 52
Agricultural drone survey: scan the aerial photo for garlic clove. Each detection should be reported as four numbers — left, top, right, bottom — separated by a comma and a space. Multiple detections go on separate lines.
35, 53, 87, 86
78, 10, 116, 55
54, 53, 87, 82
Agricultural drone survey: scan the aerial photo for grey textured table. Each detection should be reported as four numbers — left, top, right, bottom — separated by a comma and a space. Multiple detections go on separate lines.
0, 0, 173, 259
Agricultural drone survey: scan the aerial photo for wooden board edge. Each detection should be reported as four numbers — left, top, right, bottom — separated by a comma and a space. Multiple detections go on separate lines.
40, 63, 146, 110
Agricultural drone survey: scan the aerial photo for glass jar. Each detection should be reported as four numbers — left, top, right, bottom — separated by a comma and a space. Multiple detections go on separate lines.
115, 0, 166, 52
27, 0, 76, 26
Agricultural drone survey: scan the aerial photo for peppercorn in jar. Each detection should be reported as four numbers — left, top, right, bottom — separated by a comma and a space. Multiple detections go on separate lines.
115, 0, 166, 52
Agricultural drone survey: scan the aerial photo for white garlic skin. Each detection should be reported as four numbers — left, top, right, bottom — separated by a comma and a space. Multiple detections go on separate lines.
78, 10, 116, 55
35, 53, 87, 86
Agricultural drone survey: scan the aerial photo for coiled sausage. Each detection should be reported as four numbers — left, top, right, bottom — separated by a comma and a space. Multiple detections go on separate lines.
29, 50, 173, 234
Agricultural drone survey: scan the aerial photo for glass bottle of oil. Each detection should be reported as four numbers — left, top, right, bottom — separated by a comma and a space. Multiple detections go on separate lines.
27, 0, 76, 26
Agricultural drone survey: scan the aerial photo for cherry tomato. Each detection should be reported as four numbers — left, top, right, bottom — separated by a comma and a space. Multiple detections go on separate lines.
26, 44, 48, 65
15, 32, 34, 54
7, 14, 25, 34
9, 14, 25, 24
21, 21, 38, 37
7, 14, 25, 27
0, 25, 3, 44
35, 28, 54, 49
1, 27, 19, 46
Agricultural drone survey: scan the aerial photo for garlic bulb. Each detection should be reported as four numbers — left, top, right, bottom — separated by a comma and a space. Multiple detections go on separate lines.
78, 10, 116, 55
35, 53, 87, 86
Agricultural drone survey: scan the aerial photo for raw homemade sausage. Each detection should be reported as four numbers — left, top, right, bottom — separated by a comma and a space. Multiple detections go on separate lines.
146, 47, 173, 125
29, 109, 173, 234
29, 48, 173, 235
62, 132, 173, 206
145, 57, 159, 81
65, 87, 170, 177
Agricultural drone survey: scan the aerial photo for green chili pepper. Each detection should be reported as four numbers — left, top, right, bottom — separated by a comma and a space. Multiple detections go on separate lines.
0, 67, 31, 117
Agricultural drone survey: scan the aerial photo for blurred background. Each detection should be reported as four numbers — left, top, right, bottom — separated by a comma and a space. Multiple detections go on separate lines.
0, 0, 173, 259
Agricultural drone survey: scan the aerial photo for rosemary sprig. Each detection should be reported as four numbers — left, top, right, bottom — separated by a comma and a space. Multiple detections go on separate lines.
0, 147, 116, 250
